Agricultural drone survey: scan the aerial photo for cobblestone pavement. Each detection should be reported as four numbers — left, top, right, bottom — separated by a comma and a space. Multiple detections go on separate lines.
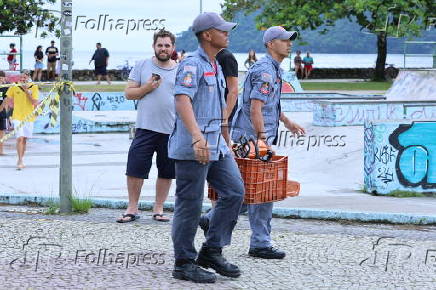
0, 206, 435, 289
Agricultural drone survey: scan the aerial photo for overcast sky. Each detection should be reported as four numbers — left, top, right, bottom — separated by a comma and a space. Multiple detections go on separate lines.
1, 0, 224, 52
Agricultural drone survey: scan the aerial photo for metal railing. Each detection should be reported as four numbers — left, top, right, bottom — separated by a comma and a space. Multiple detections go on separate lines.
403, 41, 436, 68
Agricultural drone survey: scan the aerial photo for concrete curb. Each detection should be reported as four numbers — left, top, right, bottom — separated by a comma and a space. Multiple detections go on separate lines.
1, 194, 435, 225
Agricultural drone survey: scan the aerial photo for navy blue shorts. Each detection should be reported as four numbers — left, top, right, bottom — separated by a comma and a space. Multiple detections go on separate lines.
95, 66, 107, 76
126, 128, 175, 179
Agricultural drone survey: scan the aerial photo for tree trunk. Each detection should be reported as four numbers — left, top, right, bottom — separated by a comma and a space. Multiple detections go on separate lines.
374, 32, 387, 81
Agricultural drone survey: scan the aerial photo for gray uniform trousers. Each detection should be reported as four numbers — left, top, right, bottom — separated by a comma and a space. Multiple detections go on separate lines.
206, 202, 274, 249
172, 153, 244, 261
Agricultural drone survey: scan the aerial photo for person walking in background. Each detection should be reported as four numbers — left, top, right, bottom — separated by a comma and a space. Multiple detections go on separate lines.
33, 46, 44, 82
89, 43, 111, 85
303, 51, 314, 79
294, 50, 304, 79
116, 29, 178, 223
45, 40, 58, 81
244, 49, 257, 69
7, 43, 17, 71
3, 70, 39, 169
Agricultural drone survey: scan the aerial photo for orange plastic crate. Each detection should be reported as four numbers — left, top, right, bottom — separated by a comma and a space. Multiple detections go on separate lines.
286, 180, 300, 197
208, 155, 290, 204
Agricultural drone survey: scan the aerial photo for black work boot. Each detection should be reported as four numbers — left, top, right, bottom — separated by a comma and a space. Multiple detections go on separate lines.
248, 246, 286, 259
172, 262, 216, 283
198, 215, 209, 237
196, 245, 241, 278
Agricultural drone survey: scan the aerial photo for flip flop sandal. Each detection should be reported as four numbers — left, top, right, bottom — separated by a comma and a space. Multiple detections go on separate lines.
116, 213, 140, 223
152, 213, 170, 222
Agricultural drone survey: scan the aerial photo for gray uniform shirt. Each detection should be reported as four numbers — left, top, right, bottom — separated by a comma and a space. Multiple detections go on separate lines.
128, 58, 177, 134
232, 54, 282, 145
168, 46, 229, 161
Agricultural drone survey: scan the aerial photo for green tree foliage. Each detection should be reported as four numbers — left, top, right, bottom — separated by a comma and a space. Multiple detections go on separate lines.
175, 13, 265, 52
176, 14, 434, 54
0, 0, 58, 36
221, 0, 436, 80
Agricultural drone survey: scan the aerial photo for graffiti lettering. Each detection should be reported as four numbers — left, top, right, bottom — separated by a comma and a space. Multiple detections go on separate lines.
364, 122, 376, 181
377, 167, 394, 184
389, 121, 436, 189
72, 120, 95, 133
406, 106, 436, 120
374, 145, 396, 165
73, 93, 88, 111
107, 95, 125, 110
91, 93, 103, 111
314, 103, 403, 126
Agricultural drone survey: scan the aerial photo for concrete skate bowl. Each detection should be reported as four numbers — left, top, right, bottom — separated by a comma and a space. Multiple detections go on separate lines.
385, 69, 436, 101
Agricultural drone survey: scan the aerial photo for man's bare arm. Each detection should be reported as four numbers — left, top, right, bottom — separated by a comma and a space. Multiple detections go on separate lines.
222, 76, 238, 145
223, 76, 238, 122
124, 77, 161, 100
280, 112, 306, 136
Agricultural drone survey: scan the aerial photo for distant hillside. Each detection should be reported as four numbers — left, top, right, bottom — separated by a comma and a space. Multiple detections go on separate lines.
175, 12, 435, 54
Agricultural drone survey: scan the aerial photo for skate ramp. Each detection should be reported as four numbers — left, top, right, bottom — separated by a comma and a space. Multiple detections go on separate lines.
385, 69, 436, 101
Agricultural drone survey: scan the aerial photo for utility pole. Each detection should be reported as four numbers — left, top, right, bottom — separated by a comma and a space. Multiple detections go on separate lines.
59, 0, 73, 213
200, 0, 203, 14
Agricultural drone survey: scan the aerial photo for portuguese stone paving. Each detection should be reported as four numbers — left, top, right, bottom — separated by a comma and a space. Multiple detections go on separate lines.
0, 206, 435, 289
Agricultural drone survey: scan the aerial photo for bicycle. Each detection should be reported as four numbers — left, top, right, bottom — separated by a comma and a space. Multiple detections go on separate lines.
384, 63, 398, 81
117, 60, 133, 81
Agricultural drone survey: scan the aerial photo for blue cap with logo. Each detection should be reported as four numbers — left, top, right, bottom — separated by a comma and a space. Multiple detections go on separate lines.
263, 26, 298, 44
192, 12, 237, 33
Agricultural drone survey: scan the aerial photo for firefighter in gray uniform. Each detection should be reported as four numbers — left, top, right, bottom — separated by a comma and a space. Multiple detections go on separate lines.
233, 26, 305, 259
168, 12, 244, 284
201, 26, 305, 259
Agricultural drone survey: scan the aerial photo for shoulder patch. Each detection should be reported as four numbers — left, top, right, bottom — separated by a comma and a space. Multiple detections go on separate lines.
181, 71, 194, 87
261, 72, 272, 82
259, 82, 271, 95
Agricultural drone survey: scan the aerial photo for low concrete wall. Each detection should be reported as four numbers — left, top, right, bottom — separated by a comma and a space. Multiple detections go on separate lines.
73, 70, 127, 81
27, 68, 384, 81
69, 92, 136, 111
35, 111, 135, 134
313, 100, 436, 126
281, 93, 384, 112
364, 120, 436, 195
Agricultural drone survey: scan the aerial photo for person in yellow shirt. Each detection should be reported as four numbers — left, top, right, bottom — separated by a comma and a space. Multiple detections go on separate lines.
4, 70, 39, 169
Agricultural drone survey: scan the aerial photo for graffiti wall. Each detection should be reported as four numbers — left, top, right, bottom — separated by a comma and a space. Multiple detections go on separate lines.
70, 92, 137, 111
34, 111, 134, 134
364, 120, 436, 194
281, 71, 303, 93
313, 101, 436, 126
39, 91, 137, 111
